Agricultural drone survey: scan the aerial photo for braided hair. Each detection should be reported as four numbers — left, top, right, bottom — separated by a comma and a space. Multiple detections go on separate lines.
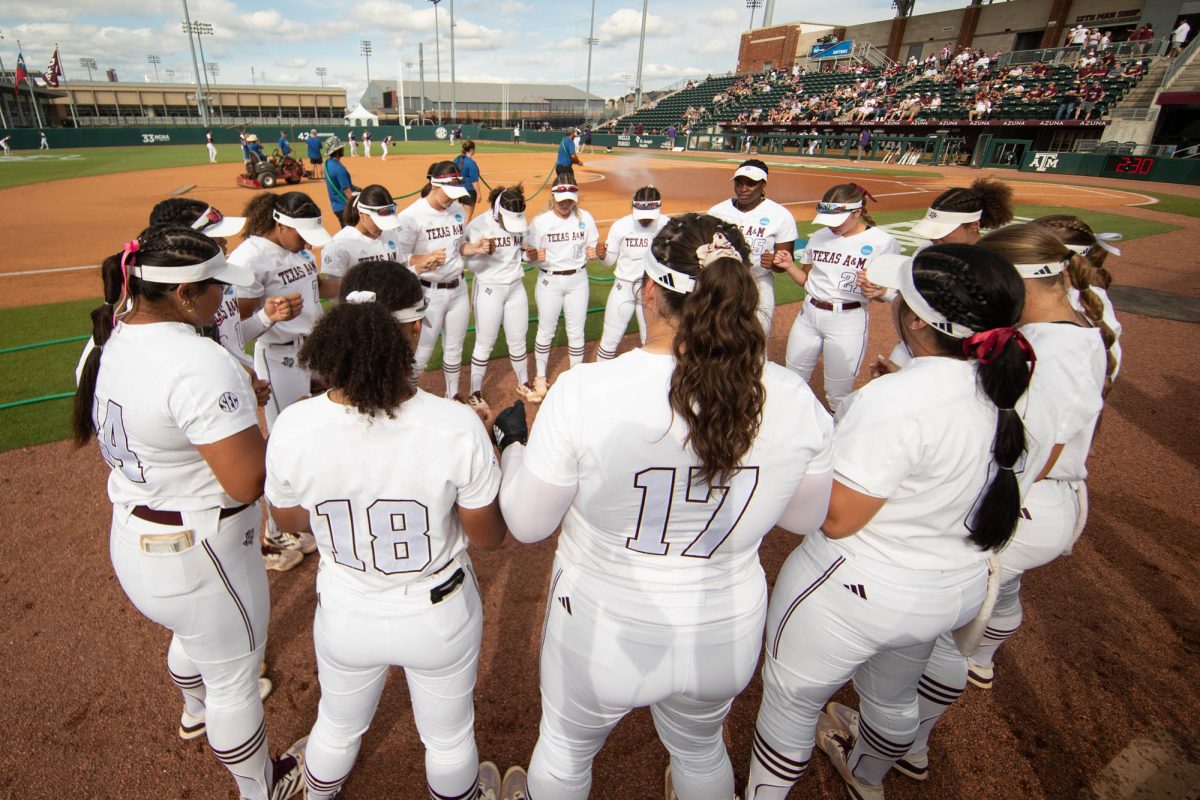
927, 177, 1014, 230
1033, 213, 1113, 289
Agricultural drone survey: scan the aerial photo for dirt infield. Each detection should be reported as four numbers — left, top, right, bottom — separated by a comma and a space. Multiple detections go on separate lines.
1, 150, 1198, 798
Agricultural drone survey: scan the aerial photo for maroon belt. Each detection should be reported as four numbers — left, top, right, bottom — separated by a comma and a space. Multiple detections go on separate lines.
131, 503, 252, 526
420, 278, 460, 289
809, 298, 862, 311
542, 268, 583, 276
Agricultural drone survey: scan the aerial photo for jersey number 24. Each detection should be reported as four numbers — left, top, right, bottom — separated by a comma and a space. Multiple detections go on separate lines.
626, 467, 759, 558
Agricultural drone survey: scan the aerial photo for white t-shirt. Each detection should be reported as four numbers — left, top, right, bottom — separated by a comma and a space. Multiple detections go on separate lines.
265, 391, 501, 594
230, 236, 322, 345
1071, 26, 1089, 44
93, 322, 258, 510
707, 197, 799, 278
527, 208, 599, 272
831, 357, 1037, 571
1020, 322, 1106, 482
1173, 22, 1189, 43
523, 349, 834, 623
1068, 285, 1122, 379
320, 225, 403, 278
464, 213, 526, 285
396, 196, 468, 283
603, 214, 669, 282
801, 226, 902, 304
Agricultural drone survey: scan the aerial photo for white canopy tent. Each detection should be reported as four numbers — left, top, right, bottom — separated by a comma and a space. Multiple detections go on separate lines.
343, 103, 379, 126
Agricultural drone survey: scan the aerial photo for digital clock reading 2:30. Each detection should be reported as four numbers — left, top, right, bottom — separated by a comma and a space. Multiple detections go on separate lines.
1103, 155, 1157, 177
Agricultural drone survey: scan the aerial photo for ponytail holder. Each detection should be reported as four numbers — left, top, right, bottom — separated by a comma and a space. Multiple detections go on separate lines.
962, 326, 1036, 370
1094, 231, 1122, 256
113, 239, 140, 325
851, 182, 877, 202
345, 290, 377, 304
695, 232, 741, 267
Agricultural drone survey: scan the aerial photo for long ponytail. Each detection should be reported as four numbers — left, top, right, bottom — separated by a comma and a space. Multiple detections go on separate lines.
651, 213, 764, 486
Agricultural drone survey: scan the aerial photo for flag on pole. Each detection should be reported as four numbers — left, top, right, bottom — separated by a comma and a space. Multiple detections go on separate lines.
44, 48, 63, 88
14, 52, 29, 95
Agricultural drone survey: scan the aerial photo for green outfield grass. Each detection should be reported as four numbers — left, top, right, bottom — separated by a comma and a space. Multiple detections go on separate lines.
0, 141, 555, 191
1137, 191, 1200, 218
0, 203, 1177, 452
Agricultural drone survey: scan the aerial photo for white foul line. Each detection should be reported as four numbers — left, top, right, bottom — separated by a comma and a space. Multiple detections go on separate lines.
1, 264, 100, 278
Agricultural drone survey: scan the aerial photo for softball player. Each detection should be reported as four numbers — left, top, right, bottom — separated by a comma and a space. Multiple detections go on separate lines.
524, 182, 598, 396
72, 225, 306, 800
381, 133, 392, 161
707, 159, 800, 335
397, 162, 485, 401
363, 130, 373, 158
747, 244, 1046, 800
462, 183, 540, 411
206, 130, 218, 163
595, 186, 669, 360
265, 259, 506, 800
347, 130, 358, 157
495, 213, 835, 800
320, 184, 405, 277
897, 224, 1119, 782
781, 183, 900, 412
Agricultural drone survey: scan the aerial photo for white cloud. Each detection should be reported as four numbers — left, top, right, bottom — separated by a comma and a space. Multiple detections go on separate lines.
274, 57, 310, 69
693, 38, 732, 54
497, 0, 532, 14
703, 8, 739, 26
598, 8, 666, 45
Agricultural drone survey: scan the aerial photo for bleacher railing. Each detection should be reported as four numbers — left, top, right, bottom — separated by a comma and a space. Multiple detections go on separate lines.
74, 115, 340, 127
997, 41, 1157, 67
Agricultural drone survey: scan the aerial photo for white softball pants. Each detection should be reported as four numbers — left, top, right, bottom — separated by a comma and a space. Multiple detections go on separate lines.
470, 278, 530, 394
527, 558, 765, 800
747, 533, 985, 798
908, 479, 1081, 756
207, 142, 218, 162
754, 271, 776, 335
304, 561, 484, 800
254, 339, 312, 431
784, 300, 869, 413
349, 141, 358, 157
364, 141, 373, 158
596, 278, 646, 360
534, 269, 588, 378
414, 282, 470, 399
110, 504, 273, 800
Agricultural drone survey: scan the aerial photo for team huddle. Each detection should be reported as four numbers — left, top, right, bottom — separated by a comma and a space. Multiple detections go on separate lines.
72, 154, 1121, 800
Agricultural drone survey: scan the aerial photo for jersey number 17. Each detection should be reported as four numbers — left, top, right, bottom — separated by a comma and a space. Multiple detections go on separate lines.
626, 467, 759, 559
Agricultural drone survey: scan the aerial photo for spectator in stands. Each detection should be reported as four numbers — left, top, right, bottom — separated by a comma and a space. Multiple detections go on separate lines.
1044, 82, 1060, 101
929, 94, 942, 112
1123, 60, 1146, 78
1056, 82, 1082, 119
1030, 61, 1048, 77
636, 121, 645, 136
1098, 31, 1112, 50
1025, 84, 1045, 102
969, 95, 992, 121
1067, 24, 1089, 49
1078, 82, 1105, 119
666, 124, 676, 148
855, 128, 871, 161
1171, 18, 1191, 56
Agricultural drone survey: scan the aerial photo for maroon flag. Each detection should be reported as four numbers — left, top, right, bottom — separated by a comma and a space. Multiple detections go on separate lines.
44, 48, 62, 88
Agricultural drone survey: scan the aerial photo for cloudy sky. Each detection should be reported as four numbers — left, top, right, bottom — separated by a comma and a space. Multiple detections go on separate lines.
0, 0, 969, 106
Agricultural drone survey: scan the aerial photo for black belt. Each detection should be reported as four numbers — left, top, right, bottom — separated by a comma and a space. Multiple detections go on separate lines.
541, 268, 583, 276
430, 568, 466, 604
420, 278, 460, 289
809, 298, 863, 311
131, 503, 252, 526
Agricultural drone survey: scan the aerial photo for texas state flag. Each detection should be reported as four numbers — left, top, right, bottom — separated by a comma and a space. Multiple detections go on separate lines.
14, 52, 29, 95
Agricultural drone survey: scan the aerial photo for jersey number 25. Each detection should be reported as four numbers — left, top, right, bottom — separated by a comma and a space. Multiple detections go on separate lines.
626, 467, 760, 559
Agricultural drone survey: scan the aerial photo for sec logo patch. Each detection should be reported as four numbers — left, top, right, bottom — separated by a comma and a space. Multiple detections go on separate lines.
861, 245, 874, 256
218, 392, 240, 413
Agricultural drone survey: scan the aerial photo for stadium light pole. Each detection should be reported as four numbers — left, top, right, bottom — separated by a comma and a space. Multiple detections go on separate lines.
166, 68, 176, 82
449, 0, 457, 122
147, 54, 161, 82
178, 1, 210, 126
583, 0, 598, 124
633, 0, 649, 109
418, 44, 427, 123
207, 62, 222, 117
184, 22, 214, 108
315, 66, 327, 87
746, 0, 762, 31
429, 0, 444, 125
80, 57, 100, 116
360, 39, 373, 88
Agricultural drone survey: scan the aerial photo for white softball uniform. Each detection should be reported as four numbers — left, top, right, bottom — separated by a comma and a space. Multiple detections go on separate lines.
908, 322, 1108, 763
515, 351, 833, 800
94, 322, 274, 800
707, 197, 799, 334
213, 285, 272, 369
320, 225, 404, 278
464, 214, 530, 393
596, 214, 668, 360
397, 197, 470, 398
1069, 285, 1122, 379
206, 132, 218, 163
785, 226, 901, 412
527, 208, 598, 377
230, 236, 323, 429
363, 134, 373, 158
265, 391, 500, 800
749, 356, 1036, 798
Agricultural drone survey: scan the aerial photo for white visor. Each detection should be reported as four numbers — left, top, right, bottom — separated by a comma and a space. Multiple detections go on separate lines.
431, 176, 470, 200
632, 200, 662, 221
363, 209, 403, 231
867, 253, 975, 339
812, 200, 863, 228
345, 289, 429, 323
733, 165, 768, 183
643, 244, 696, 295
1013, 260, 1066, 278
132, 252, 254, 288
190, 206, 247, 238
911, 208, 982, 241
273, 209, 332, 246
495, 204, 527, 234
551, 184, 579, 202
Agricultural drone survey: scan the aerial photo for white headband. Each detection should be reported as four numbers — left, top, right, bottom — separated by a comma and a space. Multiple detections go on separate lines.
132, 252, 227, 284
923, 208, 982, 225
1013, 260, 1066, 278
345, 289, 429, 323
1066, 232, 1122, 257
643, 245, 697, 294
879, 255, 975, 339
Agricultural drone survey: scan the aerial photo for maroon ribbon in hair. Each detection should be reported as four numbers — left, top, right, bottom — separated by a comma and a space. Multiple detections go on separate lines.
850, 182, 877, 202
962, 326, 1036, 369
